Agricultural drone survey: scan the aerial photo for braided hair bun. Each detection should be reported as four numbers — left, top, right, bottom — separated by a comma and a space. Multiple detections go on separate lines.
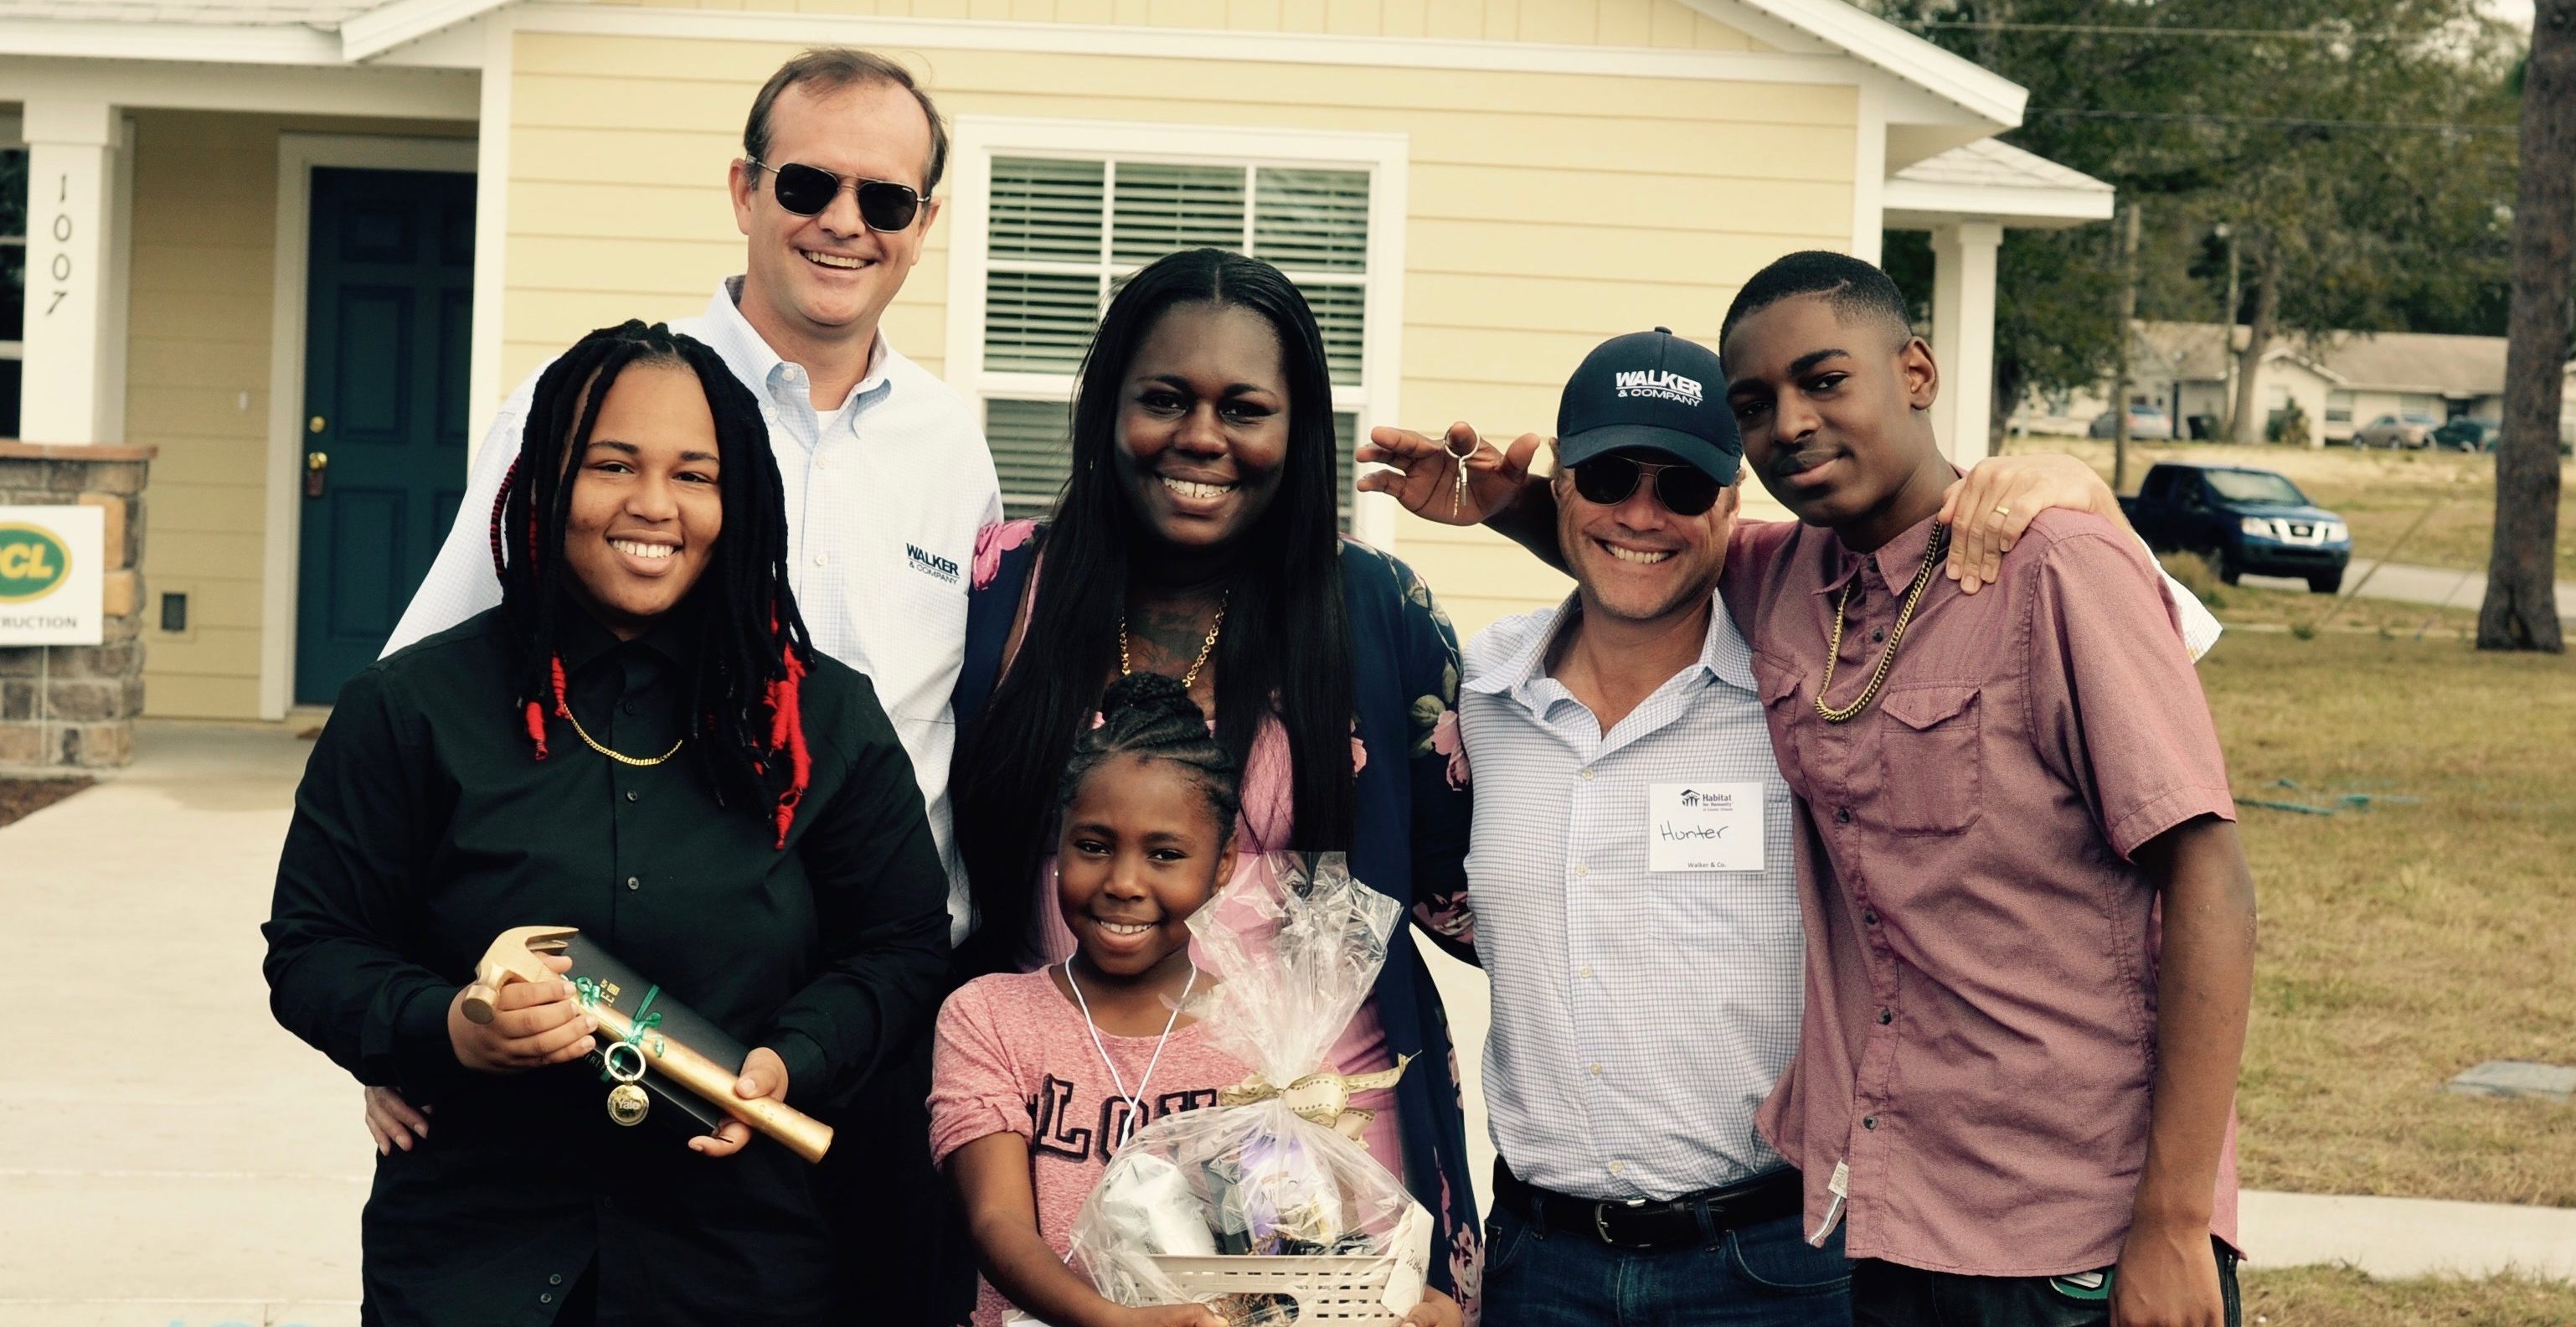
1055, 672, 1243, 842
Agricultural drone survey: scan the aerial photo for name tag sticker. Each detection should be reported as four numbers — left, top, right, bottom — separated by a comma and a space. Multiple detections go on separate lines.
1648, 782, 1765, 873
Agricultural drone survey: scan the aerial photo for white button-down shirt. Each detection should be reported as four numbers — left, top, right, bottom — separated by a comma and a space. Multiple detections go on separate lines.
386, 279, 1002, 942
1461, 595, 1802, 1203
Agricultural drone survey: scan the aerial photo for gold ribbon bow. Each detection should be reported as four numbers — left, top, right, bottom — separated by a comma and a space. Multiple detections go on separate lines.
1218, 1055, 1414, 1141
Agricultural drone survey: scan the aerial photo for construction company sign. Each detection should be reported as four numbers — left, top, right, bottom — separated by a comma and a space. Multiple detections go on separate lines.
0, 505, 103, 646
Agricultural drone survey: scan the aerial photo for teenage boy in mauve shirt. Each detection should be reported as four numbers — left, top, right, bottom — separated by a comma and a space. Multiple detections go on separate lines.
1715, 252, 2256, 1327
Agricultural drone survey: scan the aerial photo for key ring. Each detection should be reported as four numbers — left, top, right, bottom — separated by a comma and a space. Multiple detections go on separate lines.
602, 1039, 647, 1084
1443, 431, 1480, 518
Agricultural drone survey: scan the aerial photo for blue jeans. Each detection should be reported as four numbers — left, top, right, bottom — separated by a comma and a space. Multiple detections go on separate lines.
1480, 1205, 1852, 1327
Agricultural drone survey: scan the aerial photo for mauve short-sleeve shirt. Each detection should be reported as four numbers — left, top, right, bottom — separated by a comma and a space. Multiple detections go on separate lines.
1719, 509, 2241, 1278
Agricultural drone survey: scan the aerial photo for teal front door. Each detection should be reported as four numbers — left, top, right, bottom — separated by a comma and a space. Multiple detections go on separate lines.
296, 167, 475, 705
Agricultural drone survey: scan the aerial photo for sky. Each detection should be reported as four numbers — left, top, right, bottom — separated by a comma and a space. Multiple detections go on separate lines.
2483, 0, 2533, 29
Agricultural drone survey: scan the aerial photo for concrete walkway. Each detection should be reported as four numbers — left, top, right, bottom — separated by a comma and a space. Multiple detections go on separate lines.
2, 722, 2567, 1327
2244, 557, 2576, 620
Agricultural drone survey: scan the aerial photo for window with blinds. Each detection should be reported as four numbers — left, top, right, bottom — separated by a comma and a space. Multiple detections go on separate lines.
977, 155, 1373, 524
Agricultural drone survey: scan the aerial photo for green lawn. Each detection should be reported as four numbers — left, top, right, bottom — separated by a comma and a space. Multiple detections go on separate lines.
2244, 1267, 2576, 1326
2202, 627, 2576, 1206
2012, 435, 2575, 577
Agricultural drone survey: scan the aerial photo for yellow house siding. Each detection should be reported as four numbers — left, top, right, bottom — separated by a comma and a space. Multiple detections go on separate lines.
504, 30, 1850, 633
595, 0, 1769, 49
123, 109, 475, 720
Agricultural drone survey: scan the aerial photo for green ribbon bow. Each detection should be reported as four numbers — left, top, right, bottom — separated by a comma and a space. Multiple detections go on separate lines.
575, 977, 667, 1082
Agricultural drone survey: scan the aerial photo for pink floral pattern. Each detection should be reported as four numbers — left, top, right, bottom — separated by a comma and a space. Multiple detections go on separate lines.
1431, 710, 1469, 791
971, 518, 1038, 591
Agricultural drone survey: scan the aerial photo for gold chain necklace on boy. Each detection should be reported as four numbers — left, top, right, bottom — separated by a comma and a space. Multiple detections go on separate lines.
1118, 591, 1230, 689
564, 708, 686, 767
1815, 523, 1950, 725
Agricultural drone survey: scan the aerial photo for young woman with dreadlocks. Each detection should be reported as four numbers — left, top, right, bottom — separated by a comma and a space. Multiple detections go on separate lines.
263, 320, 953, 1327
947, 248, 1486, 1310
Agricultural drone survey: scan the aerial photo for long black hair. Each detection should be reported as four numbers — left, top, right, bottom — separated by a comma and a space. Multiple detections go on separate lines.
490, 319, 818, 847
953, 248, 1352, 971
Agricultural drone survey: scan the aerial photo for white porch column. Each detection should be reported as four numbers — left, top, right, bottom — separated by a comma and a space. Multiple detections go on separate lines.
1929, 219, 2002, 464
18, 99, 130, 446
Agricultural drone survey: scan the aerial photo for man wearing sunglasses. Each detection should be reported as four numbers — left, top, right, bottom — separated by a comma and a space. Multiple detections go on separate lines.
382, 46, 995, 1325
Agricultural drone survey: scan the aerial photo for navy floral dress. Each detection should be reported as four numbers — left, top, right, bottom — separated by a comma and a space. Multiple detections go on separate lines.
955, 520, 1485, 1309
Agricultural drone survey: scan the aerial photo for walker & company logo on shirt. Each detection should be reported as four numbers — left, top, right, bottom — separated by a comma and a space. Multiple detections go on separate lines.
1612, 369, 1703, 407
905, 543, 961, 585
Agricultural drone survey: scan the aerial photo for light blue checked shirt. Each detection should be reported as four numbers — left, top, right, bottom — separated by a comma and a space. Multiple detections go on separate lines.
1461, 592, 1801, 1203
388, 279, 1002, 942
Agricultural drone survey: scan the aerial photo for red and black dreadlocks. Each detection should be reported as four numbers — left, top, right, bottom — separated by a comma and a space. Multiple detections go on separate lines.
490, 319, 817, 847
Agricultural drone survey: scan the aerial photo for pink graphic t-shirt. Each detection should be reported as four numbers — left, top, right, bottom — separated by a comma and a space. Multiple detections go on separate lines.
930, 968, 1255, 1327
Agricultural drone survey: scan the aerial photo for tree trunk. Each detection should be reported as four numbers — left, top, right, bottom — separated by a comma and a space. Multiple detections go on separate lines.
2481, 0, 2574, 653
2218, 230, 2241, 440
2230, 251, 2279, 445
1991, 357, 2023, 455
2113, 200, 2140, 492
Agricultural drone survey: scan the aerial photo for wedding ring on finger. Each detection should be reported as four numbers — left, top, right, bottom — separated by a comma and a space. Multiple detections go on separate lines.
602, 1039, 647, 1084
1993, 503, 2012, 518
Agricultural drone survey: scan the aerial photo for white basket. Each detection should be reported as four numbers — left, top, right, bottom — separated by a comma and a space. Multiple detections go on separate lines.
1149, 1253, 1410, 1325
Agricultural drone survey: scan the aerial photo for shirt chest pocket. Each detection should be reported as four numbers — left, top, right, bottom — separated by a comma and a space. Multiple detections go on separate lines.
1876, 684, 1984, 835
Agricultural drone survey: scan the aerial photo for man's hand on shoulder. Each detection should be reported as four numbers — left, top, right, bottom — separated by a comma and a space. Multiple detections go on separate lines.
1939, 452, 2124, 594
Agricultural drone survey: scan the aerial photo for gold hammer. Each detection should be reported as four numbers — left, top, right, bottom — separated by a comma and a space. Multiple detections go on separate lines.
456, 925, 836, 1164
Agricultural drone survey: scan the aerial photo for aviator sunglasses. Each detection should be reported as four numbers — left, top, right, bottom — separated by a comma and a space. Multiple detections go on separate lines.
748, 157, 926, 231
1569, 454, 1724, 517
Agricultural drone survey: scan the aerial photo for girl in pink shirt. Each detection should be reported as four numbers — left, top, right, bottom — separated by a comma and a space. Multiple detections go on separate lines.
930, 674, 1459, 1327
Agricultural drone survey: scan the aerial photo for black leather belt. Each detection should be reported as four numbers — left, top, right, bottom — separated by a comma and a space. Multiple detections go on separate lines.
1492, 1159, 1802, 1253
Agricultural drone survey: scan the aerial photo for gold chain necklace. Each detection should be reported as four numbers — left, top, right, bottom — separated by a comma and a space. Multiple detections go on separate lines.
1815, 524, 1950, 725
562, 707, 685, 767
1120, 592, 1230, 689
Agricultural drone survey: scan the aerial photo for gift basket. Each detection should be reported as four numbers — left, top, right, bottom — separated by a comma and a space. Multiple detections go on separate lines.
1068, 854, 1433, 1327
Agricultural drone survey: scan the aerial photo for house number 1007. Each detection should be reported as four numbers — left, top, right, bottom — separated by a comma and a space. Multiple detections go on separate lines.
46, 173, 71, 317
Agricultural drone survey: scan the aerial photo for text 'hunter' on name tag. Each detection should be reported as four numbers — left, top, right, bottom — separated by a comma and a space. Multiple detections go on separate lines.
1649, 782, 1765, 873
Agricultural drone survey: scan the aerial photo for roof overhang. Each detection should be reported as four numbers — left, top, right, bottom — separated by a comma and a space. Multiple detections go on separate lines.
1882, 138, 2115, 231
1683, 0, 2026, 163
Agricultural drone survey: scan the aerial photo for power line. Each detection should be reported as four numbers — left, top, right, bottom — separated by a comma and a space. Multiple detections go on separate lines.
2027, 107, 2519, 134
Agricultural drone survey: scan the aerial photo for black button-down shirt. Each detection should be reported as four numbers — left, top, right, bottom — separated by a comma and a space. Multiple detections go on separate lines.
264, 607, 951, 1326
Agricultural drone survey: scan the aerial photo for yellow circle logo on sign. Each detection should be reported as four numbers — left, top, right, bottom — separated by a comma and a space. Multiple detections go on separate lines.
0, 524, 72, 602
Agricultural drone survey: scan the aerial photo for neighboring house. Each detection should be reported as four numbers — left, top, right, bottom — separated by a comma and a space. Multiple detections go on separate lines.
1, 0, 2110, 723
2022, 319, 2569, 444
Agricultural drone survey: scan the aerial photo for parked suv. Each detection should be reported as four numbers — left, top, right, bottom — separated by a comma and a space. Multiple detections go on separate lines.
2119, 462, 2352, 593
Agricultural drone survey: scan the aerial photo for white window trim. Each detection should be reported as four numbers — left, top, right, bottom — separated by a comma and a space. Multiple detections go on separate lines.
943, 115, 1408, 550
260, 132, 478, 721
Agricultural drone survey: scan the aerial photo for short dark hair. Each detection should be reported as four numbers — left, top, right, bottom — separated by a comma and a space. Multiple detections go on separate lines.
1720, 250, 1914, 355
743, 48, 951, 195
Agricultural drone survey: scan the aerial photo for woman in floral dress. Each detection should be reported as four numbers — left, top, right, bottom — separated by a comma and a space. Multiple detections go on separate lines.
949, 246, 1486, 1311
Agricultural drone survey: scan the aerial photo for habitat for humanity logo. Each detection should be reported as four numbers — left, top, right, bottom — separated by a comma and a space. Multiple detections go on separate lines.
906, 543, 961, 585
1675, 788, 1734, 811
1613, 369, 1703, 407
0, 524, 70, 602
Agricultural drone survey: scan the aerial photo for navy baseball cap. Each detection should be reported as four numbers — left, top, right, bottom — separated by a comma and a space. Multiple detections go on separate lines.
1555, 328, 1741, 485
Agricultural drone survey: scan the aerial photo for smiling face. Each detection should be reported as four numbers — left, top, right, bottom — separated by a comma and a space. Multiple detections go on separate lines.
559, 362, 724, 638
1057, 752, 1236, 981
1555, 453, 1739, 628
1112, 301, 1293, 553
1723, 292, 1942, 536
728, 80, 939, 358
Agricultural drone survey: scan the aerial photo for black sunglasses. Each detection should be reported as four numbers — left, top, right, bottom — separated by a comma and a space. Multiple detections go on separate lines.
748, 157, 925, 231
1570, 454, 1724, 517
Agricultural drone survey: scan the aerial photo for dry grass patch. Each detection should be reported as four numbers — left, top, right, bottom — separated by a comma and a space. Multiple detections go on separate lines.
2161, 556, 2486, 637
2012, 435, 2574, 577
2243, 1266, 2576, 1326
2201, 631, 2576, 1205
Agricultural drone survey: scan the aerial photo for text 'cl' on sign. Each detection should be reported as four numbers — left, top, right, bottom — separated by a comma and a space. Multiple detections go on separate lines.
0, 524, 72, 602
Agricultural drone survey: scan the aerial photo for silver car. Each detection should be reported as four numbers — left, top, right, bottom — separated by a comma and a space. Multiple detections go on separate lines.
2352, 411, 2440, 448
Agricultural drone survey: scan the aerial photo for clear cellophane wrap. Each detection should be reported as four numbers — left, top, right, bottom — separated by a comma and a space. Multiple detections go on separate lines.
1068, 853, 1433, 1322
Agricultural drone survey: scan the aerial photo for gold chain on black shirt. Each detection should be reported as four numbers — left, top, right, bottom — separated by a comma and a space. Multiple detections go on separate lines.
1815, 524, 1950, 725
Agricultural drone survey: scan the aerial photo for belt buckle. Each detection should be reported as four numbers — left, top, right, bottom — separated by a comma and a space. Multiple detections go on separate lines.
1593, 1198, 1648, 1248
